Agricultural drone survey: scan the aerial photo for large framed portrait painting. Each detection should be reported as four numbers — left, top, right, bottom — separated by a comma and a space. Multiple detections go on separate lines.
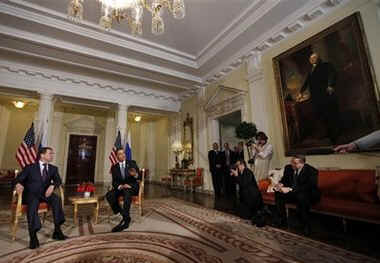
273, 13, 380, 155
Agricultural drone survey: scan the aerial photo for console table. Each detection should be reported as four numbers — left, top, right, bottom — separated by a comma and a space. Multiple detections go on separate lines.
169, 169, 195, 189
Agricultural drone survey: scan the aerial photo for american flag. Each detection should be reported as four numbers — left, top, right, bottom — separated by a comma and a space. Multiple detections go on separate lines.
16, 123, 37, 168
109, 130, 122, 166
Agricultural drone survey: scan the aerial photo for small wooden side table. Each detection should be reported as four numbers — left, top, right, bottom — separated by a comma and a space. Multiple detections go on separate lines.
69, 195, 100, 225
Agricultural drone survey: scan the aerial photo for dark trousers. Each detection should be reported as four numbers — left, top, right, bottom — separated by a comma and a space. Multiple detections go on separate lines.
237, 189, 263, 219
210, 169, 223, 197
224, 170, 236, 197
275, 191, 311, 226
26, 193, 65, 233
106, 188, 138, 219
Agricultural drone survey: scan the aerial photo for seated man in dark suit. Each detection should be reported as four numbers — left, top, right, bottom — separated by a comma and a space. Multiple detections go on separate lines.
14, 147, 66, 249
106, 149, 140, 232
274, 155, 320, 236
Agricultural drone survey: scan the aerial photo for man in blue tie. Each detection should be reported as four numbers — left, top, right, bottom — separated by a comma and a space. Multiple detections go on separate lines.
106, 149, 140, 232
14, 147, 66, 249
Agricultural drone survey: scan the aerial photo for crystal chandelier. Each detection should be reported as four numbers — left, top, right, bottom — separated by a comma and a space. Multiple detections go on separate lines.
67, 0, 185, 36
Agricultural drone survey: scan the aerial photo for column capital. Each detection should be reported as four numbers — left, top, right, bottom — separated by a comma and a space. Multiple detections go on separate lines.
118, 104, 129, 112
246, 51, 264, 84
39, 93, 54, 101
375, 0, 380, 21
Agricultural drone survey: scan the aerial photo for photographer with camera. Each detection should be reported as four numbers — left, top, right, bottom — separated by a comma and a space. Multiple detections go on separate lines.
251, 132, 273, 182
230, 159, 265, 227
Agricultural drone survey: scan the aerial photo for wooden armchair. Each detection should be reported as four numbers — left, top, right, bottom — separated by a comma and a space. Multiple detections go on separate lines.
108, 169, 145, 222
184, 168, 204, 192
10, 184, 64, 241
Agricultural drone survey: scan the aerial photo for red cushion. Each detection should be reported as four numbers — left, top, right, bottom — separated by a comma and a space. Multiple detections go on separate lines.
12, 202, 49, 213
258, 179, 271, 192
261, 192, 275, 204
313, 197, 380, 221
318, 170, 377, 203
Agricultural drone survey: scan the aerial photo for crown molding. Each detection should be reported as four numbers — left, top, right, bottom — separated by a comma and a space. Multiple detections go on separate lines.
5, 0, 197, 64
202, 0, 349, 85
0, 63, 181, 112
197, 0, 282, 66
0, 45, 191, 92
0, 24, 201, 84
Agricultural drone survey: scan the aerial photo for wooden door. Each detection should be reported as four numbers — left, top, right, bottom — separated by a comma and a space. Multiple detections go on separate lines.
66, 135, 97, 185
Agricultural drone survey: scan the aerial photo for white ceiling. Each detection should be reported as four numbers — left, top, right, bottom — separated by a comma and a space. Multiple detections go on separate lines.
0, 0, 349, 100
27, 0, 255, 56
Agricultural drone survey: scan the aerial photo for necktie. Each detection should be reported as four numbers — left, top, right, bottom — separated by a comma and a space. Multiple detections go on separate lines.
42, 163, 48, 182
293, 170, 298, 188
120, 162, 125, 179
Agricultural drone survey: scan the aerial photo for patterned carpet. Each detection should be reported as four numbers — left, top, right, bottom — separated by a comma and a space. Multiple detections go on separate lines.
0, 198, 378, 263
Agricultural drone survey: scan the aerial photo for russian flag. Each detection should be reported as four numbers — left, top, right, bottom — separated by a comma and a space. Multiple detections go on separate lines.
125, 130, 132, 161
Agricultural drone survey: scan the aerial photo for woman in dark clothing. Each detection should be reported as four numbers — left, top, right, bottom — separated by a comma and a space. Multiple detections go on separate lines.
231, 159, 263, 221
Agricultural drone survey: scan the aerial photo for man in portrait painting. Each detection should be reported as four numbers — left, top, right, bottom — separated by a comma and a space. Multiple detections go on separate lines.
298, 52, 340, 144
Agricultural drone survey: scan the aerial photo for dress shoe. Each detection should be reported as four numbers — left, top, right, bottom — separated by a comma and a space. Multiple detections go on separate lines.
303, 224, 311, 237
52, 229, 67, 240
112, 217, 131, 232
29, 232, 39, 249
272, 218, 287, 228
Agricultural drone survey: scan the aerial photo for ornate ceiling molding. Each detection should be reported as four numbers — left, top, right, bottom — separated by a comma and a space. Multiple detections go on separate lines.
203, 0, 349, 86
0, 63, 181, 112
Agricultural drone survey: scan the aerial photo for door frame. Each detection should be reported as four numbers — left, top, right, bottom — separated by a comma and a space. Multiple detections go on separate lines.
63, 132, 100, 185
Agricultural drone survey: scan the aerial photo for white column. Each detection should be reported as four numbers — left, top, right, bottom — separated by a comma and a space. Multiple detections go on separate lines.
197, 88, 212, 191
50, 112, 63, 166
116, 104, 128, 144
36, 93, 54, 146
0, 105, 10, 167
247, 52, 269, 134
103, 115, 115, 184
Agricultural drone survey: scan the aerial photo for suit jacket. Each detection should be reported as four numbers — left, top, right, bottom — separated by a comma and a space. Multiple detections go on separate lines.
233, 150, 244, 163
208, 150, 222, 173
235, 168, 261, 203
280, 163, 321, 203
301, 61, 336, 107
14, 162, 62, 201
220, 150, 235, 169
111, 160, 140, 194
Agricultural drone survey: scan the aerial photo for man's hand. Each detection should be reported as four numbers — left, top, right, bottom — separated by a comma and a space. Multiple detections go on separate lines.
230, 169, 238, 177
273, 183, 283, 192
15, 183, 24, 195
327, 86, 335, 95
45, 185, 55, 198
122, 184, 132, 189
280, 187, 292, 194
334, 143, 357, 153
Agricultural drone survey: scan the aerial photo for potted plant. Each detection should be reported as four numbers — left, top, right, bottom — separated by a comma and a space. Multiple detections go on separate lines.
235, 121, 257, 165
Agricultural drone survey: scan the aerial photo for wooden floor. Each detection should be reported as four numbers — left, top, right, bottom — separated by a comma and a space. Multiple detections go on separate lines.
1, 183, 379, 259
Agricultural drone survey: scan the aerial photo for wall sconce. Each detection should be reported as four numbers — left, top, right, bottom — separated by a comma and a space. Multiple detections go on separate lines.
134, 115, 142, 122
13, 101, 25, 109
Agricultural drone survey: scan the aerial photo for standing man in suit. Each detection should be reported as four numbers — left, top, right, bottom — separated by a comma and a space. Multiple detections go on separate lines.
208, 142, 223, 198
300, 52, 340, 143
106, 148, 140, 233
14, 147, 66, 249
273, 155, 320, 236
234, 141, 245, 161
221, 143, 236, 197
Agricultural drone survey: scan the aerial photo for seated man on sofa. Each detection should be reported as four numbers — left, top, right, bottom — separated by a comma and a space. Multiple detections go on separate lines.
273, 155, 320, 236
